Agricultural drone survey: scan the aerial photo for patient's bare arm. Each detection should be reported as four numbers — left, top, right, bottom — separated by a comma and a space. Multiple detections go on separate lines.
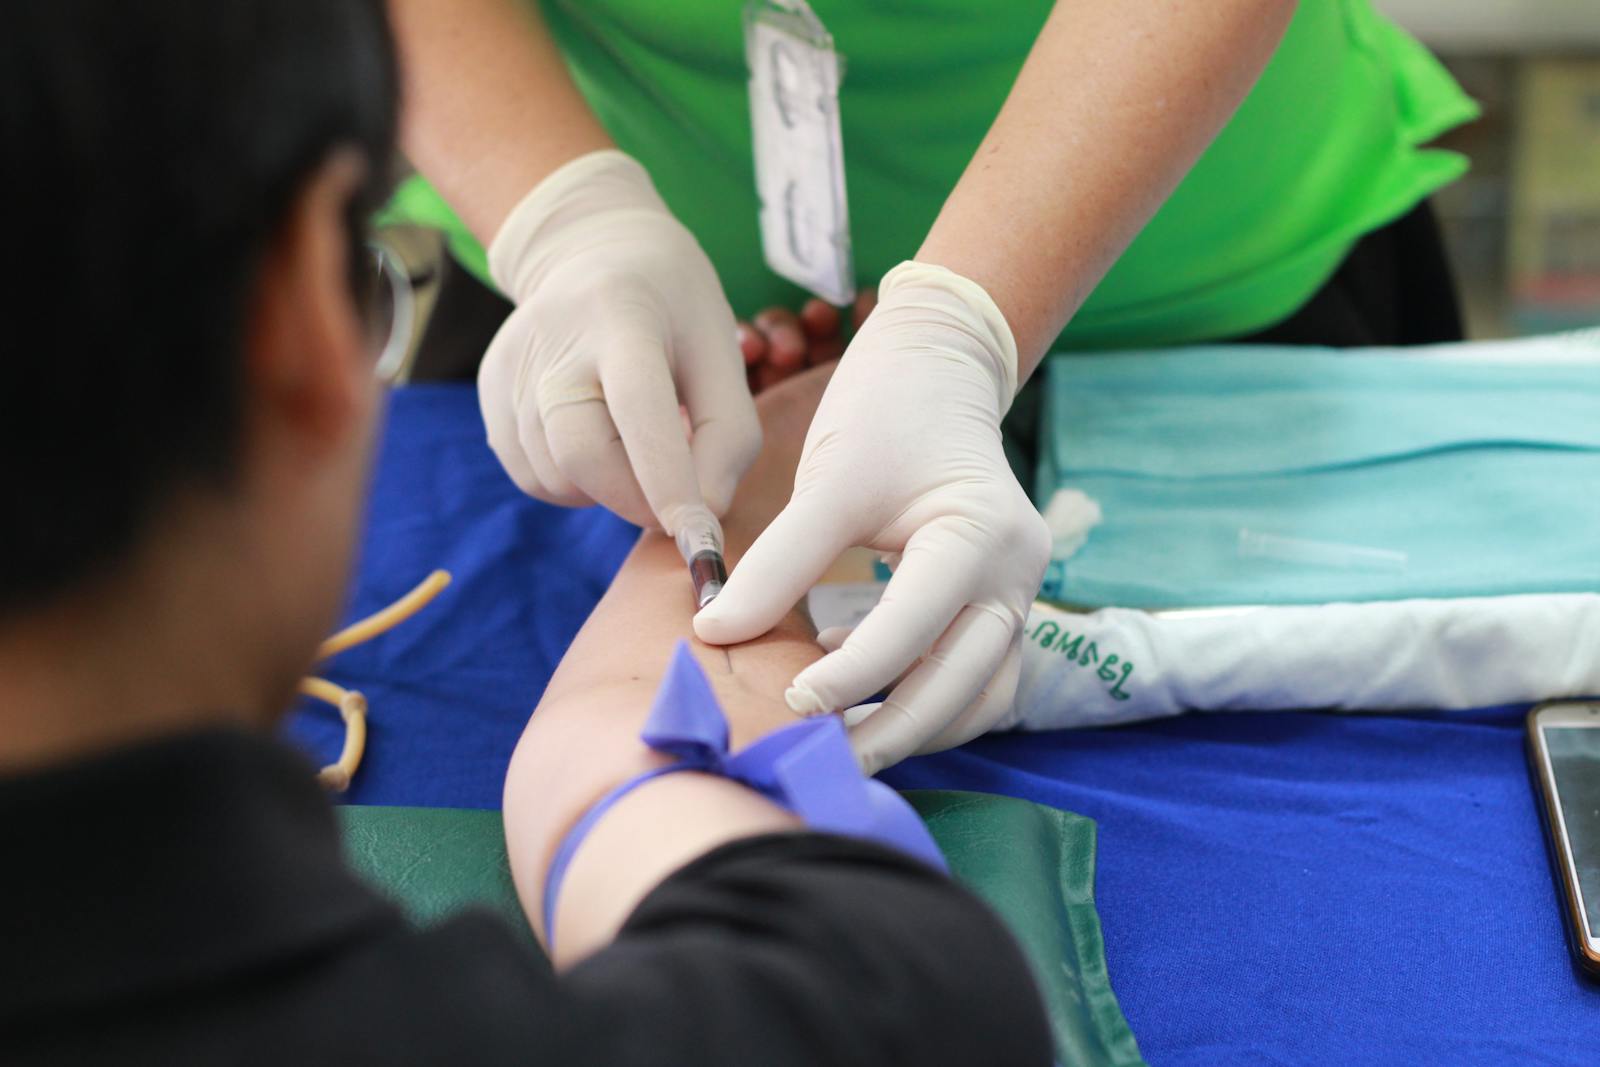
503, 363, 834, 964
499, 361, 1054, 1066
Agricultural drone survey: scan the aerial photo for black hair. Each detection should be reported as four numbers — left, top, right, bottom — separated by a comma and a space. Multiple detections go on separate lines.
0, 0, 398, 617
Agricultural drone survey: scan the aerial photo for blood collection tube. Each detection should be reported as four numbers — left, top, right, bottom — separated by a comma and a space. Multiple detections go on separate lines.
675, 512, 728, 610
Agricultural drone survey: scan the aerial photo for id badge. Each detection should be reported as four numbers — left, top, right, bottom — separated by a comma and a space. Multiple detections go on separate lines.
745, 0, 855, 306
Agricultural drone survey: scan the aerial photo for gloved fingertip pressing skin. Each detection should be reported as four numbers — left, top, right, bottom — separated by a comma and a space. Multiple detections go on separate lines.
784, 684, 829, 716
693, 494, 849, 645
689, 603, 732, 644
690, 603, 755, 646
814, 625, 852, 653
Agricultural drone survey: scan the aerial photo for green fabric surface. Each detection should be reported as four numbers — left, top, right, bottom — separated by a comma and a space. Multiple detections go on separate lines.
385, 0, 1476, 349
340, 805, 532, 940
906, 791, 1144, 1067
339, 789, 1143, 1066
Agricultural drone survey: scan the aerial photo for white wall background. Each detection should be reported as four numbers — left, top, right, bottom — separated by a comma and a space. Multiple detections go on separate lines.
1377, 0, 1600, 52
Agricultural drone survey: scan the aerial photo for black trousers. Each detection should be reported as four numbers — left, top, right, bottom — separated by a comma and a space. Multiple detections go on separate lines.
1233, 201, 1463, 347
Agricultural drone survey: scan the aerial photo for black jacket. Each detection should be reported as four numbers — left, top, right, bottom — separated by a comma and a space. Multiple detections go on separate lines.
0, 728, 1050, 1065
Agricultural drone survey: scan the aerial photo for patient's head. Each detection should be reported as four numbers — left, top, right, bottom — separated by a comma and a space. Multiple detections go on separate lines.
0, 1, 398, 755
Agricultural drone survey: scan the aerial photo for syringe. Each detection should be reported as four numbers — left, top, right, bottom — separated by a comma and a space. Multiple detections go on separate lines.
674, 510, 728, 611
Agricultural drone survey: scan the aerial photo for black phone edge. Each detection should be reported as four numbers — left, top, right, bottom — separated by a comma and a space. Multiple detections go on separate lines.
1523, 707, 1600, 982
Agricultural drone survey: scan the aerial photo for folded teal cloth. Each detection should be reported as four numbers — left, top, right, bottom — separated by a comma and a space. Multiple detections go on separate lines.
1037, 341, 1600, 608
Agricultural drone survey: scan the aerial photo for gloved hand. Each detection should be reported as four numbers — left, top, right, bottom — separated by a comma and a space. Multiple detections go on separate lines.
694, 261, 1052, 774
479, 149, 761, 535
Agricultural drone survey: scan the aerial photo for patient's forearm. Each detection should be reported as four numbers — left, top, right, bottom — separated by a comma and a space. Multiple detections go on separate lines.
495, 371, 1053, 1065
538, 361, 825, 715
504, 368, 833, 964
508, 533, 818, 963
535, 533, 819, 733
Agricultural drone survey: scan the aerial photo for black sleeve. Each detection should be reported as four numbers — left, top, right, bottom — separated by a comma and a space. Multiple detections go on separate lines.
552, 832, 1053, 1067
44, 832, 1053, 1066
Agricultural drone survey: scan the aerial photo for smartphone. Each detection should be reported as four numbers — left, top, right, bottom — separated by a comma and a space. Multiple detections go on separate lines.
1527, 700, 1600, 978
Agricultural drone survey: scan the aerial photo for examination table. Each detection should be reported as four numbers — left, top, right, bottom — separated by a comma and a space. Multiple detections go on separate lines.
291, 385, 1600, 1065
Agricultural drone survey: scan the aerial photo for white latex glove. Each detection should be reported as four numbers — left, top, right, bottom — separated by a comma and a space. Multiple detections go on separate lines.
693, 261, 1052, 774
479, 149, 761, 535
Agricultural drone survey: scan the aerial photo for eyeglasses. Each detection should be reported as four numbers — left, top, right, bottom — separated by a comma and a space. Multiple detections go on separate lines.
362, 242, 416, 384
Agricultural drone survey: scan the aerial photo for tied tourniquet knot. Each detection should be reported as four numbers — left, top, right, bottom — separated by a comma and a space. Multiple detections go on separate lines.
542, 641, 947, 941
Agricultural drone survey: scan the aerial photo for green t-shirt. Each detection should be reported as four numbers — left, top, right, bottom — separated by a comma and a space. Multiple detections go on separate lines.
386, 0, 1478, 349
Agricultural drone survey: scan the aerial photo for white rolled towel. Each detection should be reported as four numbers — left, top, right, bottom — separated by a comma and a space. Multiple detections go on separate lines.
995, 593, 1600, 731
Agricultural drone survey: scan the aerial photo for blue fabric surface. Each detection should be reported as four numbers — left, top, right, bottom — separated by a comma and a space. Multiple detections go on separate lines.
1038, 347, 1600, 608
285, 386, 638, 809
293, 384, 1600, 1065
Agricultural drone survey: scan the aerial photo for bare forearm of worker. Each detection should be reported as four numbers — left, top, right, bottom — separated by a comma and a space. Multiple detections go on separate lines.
503, 366, 834, 965
918, 0, 1296, 373
387, 0, 613, 241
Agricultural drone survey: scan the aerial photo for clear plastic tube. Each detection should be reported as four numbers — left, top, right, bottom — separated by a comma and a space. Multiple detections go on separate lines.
1237, 528, 1408, 572
675, 511, 727, 610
